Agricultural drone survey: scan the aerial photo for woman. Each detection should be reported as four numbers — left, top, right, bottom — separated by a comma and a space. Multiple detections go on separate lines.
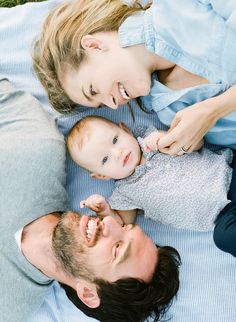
33, 0, 236, 155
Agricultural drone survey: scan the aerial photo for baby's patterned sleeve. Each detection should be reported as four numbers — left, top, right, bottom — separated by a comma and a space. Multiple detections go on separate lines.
108, 186, 138, 211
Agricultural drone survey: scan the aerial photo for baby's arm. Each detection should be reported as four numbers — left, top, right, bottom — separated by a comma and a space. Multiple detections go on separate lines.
80, 194, 136, 225
116, 209, 137, 225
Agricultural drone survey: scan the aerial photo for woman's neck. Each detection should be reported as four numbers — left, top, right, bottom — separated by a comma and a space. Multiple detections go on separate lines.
151, 53, 175, 72
127, 42, 175, 74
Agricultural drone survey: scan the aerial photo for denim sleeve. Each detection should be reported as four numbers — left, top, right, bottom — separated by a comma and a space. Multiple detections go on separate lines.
197, 0, 236, 31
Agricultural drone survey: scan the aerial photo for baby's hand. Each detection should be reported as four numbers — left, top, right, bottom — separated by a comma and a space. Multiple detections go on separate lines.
143, 131, 166, 152
80, 194, 108, 213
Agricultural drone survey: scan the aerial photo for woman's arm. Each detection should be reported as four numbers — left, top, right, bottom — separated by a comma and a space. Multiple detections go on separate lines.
157, 84, 236, 155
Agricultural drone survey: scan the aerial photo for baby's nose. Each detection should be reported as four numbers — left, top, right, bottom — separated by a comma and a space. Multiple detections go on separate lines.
114, 149, 122, 159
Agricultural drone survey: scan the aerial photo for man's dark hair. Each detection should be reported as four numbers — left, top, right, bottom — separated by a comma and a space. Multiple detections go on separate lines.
61, 246, 181, 322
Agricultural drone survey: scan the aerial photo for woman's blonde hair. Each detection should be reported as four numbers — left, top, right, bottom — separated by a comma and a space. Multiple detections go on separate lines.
33, 0, 149, 113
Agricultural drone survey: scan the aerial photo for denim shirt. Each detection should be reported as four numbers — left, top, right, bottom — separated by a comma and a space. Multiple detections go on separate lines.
119, 0, 236, 148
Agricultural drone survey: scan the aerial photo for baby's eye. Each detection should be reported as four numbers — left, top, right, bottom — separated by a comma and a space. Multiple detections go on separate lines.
90, 84, 97, 96
113, 136, 118, 144
102, 156, 108, 165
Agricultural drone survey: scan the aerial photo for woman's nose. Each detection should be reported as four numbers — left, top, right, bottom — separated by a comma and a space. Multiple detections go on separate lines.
101, 94, 118, 109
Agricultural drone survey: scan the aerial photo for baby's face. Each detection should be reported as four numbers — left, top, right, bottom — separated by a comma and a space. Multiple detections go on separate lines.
75, 120, 141, 180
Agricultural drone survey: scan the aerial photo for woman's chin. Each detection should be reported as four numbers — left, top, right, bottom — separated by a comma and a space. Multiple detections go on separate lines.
137, 83, 151, 97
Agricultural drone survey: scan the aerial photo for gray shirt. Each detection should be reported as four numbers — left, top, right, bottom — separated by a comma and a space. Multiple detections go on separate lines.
0, 75, 68, 322
109, 127, 233, 231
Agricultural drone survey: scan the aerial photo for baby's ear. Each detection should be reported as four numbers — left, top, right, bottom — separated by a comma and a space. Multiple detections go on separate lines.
118, 122, 131, 134
90, 173, 111, 180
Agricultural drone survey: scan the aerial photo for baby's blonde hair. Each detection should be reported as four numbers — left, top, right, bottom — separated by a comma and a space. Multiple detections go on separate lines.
33, 0, 149, 113
67, 115, 113, 164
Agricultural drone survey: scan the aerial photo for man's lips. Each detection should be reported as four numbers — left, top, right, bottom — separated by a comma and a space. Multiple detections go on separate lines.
123, 152, 131, 166
81, 215, 99, 244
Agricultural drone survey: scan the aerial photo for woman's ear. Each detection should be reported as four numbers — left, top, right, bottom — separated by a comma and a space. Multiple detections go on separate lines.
81, 35, 108, 51
76, 280, 100, 308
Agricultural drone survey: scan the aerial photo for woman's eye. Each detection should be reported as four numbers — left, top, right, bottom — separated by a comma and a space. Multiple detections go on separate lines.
90, 84, 97, 96
102, 156, 108, 165
113, 136, 118, 144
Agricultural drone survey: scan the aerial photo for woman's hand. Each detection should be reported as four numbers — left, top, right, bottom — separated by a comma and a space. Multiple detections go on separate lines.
157, 99, 217, 155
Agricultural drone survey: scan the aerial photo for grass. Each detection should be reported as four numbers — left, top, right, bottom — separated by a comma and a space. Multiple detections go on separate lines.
0, 0, 45, 7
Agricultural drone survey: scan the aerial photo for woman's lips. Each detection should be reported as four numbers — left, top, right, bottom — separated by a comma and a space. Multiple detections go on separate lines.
118, 83, 130, 100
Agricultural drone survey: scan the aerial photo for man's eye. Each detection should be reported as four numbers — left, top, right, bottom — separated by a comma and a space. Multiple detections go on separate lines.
102, 156, 108, 165
114, 243, 120, 258
113, 136, 118, 144
90, 84, 97, 96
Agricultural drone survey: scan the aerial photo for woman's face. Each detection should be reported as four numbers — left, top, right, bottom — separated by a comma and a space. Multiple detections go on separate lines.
61, 34, 152, 109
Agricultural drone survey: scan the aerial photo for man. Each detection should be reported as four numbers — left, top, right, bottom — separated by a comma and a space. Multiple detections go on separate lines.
0, 74, 180, 322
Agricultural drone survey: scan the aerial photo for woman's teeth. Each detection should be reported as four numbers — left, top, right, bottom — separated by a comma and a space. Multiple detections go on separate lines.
119, 83, 130, 100
86, 219, 95, 241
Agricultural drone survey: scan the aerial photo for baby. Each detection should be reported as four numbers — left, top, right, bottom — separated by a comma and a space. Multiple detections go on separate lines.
67, 115, 233, 232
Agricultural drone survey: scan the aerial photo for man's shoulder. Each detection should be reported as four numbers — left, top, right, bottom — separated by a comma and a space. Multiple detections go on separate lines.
0, 77, 63, 141
0, 251, 50, 322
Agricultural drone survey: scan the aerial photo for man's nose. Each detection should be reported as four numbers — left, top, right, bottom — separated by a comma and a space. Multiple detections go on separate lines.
101, 216, 123, 238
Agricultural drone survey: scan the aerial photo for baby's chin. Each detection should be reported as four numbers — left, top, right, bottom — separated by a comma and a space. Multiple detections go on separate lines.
114, 167, 136, 180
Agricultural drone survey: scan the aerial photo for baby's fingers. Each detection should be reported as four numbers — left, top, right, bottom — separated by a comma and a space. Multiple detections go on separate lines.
80, 199, 99, 210
142, 138, 152, 152
80, 200, 86, 208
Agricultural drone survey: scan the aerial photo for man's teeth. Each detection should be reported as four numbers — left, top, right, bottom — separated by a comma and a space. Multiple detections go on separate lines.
119, 83, 130, 100
86, 219, 95, 241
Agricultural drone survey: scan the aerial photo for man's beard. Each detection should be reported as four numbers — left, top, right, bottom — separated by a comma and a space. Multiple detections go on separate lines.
52, 211, 96, 281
